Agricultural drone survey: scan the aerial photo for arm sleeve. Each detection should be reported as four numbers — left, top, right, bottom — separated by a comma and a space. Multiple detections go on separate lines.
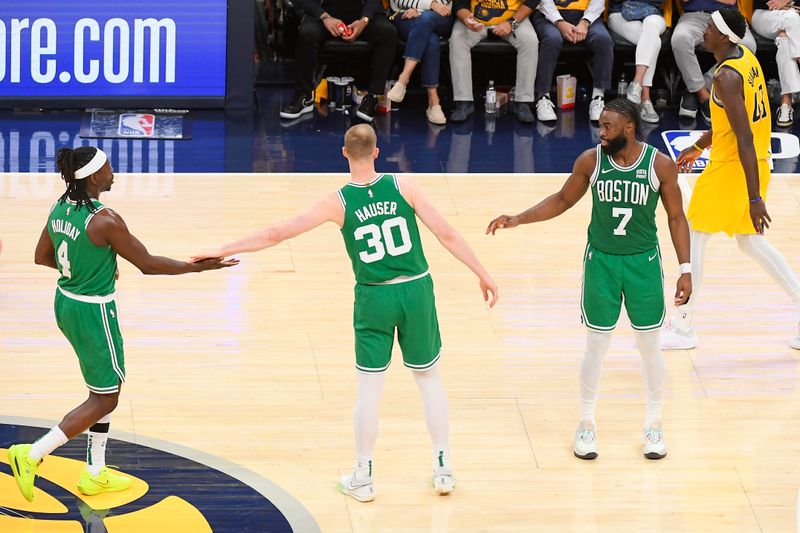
362, 0, 384, 19
581, 0, 606, 23
538, 0, 563, 24
295, 0, 325, 18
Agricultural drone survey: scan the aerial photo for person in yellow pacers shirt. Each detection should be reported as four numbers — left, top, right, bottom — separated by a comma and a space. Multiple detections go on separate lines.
448, 0, 539, 123
662, 9, 800, 351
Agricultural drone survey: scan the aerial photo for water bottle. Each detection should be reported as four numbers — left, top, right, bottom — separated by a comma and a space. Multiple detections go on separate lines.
617, 73, 628, 98
485, 80, 497, 115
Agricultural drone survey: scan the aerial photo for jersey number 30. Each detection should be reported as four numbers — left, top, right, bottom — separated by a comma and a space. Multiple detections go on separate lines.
57, 241, 72, 278
354, 217, 412, 263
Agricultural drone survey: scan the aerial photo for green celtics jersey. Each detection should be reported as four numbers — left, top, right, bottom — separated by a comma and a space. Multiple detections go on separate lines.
47, 198, 117, 296
587, 143, 661, 254
339, 174, 429, 284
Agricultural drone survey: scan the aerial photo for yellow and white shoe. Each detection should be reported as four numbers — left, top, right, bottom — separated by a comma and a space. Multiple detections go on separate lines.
8, 444, 41, 502
77, 466, 132, 496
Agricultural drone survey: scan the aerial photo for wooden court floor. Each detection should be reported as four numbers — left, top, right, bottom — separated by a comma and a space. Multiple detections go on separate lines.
1, 171, 800, 532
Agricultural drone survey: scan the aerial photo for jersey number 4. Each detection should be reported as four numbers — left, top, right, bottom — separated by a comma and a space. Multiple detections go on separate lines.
354, 217, 412, 264
752, 86, 767, 123
57, 241, 72, 278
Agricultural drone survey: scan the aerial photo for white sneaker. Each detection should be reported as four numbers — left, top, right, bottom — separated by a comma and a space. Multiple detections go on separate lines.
433, 466, 455, 495
536, 95, 557, 122
790, 321, 800, 350
643, 425, 667, 460
386, 81, 407, 103
660, 319, 698, 350
626, 81, 643, 104
589, 96, 604, 122
573, 421, 598, 460
337, 470, 375, 502
639, 100, 659, 124
777, 103, 794, 128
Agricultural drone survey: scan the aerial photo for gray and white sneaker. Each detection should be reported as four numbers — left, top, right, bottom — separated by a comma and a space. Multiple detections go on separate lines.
433, 466, 455, 495
643, 424, 667, 460
790, 321, 800, 350
573, 421, 598, 460
589, 96, 604, 122
536, 94, 557, 122
337, 469, 375, 502
777, 103, 794, 128
660, 318, 698, 350
626, 80, 643, 104
639, 100, 659, 123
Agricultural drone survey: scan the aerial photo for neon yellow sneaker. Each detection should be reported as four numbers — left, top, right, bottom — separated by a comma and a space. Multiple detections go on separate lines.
8, 444, 41, 502
77, 467, 132, 496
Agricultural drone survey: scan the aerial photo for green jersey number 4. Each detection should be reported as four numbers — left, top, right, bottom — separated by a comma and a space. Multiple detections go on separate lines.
354, 216, 413, 264
57, 241, 72, 278
612, 207, 633, 236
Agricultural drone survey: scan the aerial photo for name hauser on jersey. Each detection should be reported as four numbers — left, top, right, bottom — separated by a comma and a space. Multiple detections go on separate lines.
354, 201, 398, 223
595, 179, 651, 206
50, 218, 82, 241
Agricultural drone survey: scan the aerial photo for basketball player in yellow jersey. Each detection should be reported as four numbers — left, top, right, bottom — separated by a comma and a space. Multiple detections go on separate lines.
662, 9, 800, 351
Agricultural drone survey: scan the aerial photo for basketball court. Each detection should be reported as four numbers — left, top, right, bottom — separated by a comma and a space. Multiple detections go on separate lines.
1, 171, 799, 531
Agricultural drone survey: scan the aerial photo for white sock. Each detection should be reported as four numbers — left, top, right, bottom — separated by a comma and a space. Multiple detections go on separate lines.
736, 234, 800, 310
673, 230, 712, 331
414, 364, 450, 468
30, 426, 69, 461
412, 364, 450, 470
86, 413, 112, 476
592, 87, 605, 99
579, 331, 613, 426
354, 371, 385, 478
636, 330, 665, 428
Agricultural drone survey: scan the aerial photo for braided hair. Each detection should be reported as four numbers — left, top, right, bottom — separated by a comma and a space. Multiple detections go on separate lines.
602, 98, 641, 139
56, 147, 99, 213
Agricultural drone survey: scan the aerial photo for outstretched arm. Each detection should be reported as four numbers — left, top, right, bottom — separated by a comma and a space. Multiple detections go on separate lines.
655, 152, 692, 305
89, 210, 237, 274
398, 177, 498, 307
715, 68, 770, 233
486, 148, 595, 234
192, 193, 344, 261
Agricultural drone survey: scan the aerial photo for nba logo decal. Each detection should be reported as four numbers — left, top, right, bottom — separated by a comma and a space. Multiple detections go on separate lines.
118, 114, 156, 137
661, 131, 709, 172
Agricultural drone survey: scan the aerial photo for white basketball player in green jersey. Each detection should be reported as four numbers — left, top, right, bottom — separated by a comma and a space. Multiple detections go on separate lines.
7, 147, 237, 503
487, 99, 692, 460
193, 124, 498, 502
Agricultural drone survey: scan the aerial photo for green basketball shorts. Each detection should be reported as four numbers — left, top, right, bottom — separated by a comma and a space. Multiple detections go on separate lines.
353, 274, 442, 372
55, 288, 125, 394
580, 244, 665, 332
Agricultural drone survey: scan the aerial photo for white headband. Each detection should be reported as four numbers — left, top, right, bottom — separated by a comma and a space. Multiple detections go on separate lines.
712, 10, 742, 44
73, 149, 108, 180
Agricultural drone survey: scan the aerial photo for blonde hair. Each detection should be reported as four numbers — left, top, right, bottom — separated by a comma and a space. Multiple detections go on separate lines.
344, 124, 377, 160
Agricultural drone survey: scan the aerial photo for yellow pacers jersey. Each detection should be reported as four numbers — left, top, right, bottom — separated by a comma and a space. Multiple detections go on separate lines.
709, 45, 771, 162
689, 45, 771, 236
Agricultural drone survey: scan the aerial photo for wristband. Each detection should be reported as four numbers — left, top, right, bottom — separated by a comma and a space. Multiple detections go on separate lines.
692, 143, 703, 152
679, 263, 691, 275
749, 196, 762, 204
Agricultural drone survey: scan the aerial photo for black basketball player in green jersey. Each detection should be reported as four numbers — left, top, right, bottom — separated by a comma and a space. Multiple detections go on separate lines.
193, 124, 498, 502
8, 147, 237, 503
487, 99, 692, 460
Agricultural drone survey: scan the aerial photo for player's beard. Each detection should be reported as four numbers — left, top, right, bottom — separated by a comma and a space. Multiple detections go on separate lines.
600, 134, 627, 156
